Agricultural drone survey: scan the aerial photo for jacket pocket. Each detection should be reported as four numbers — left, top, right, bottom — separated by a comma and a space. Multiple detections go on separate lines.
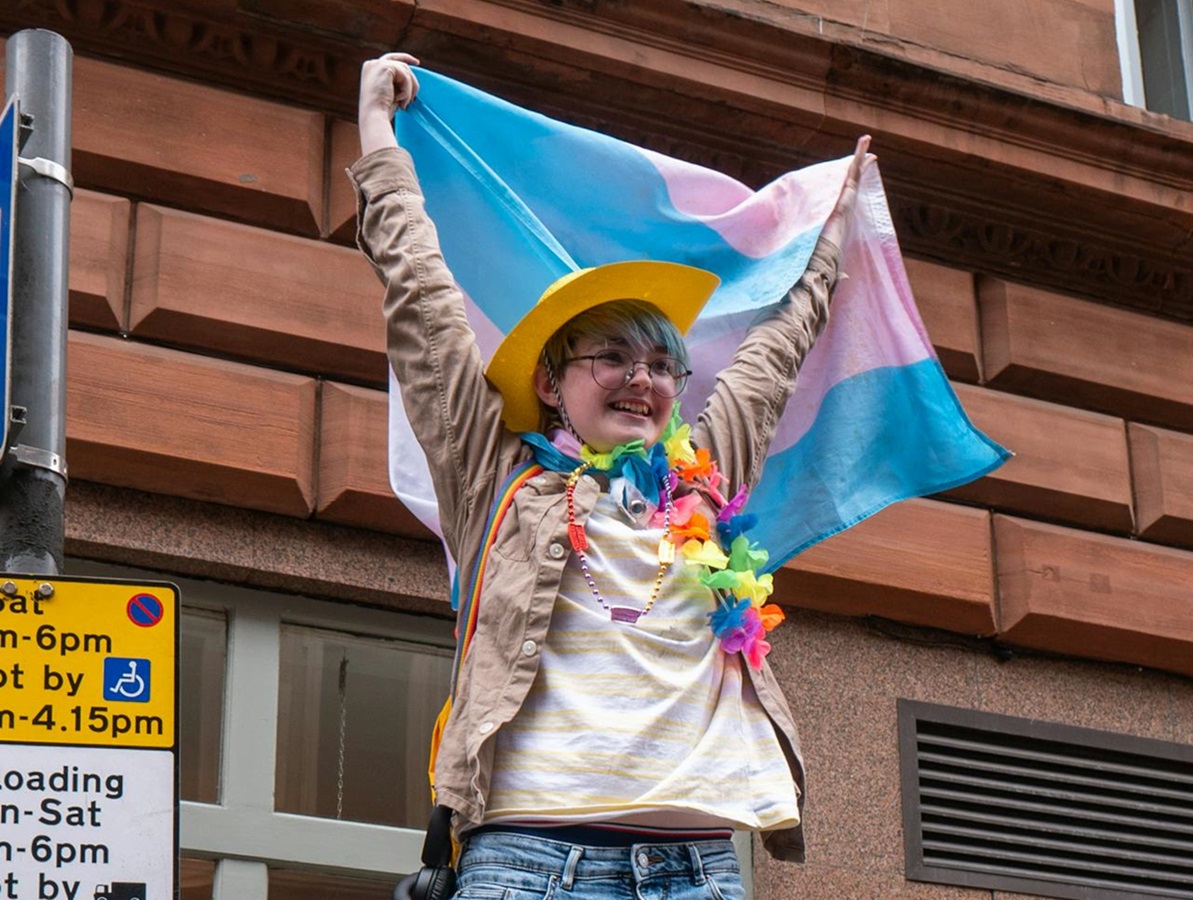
490, 482, 562, 564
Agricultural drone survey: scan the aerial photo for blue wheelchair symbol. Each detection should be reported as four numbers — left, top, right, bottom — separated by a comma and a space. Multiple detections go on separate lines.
103, 658, 151, 703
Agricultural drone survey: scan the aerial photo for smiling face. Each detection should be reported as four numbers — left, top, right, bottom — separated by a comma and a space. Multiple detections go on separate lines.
533, 300, 689, 453
536, 336, 675, 451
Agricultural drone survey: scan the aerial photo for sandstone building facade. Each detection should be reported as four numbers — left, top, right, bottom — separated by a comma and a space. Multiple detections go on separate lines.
2, 2, 1191, 898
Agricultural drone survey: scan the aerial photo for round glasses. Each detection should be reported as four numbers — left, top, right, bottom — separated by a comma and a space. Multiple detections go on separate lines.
566, 349, 692, 398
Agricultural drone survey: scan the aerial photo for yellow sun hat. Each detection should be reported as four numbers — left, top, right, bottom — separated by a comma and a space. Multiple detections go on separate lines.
485, 260, 721, 433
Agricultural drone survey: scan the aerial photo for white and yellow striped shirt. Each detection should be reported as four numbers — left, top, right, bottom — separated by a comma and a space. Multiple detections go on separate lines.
485, 493, 800, 831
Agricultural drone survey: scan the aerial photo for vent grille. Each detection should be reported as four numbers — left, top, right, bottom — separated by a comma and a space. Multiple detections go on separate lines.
899, 700, 1193, 900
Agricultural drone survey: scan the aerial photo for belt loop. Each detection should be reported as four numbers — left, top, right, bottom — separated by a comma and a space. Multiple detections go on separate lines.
562, 845, 583, 890
688, 844, 707, 885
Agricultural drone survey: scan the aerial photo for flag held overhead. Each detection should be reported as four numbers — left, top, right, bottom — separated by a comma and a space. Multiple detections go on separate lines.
387, 68, 1009, 573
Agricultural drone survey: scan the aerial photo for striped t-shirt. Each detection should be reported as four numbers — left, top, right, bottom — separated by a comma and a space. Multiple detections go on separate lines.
484, 492, 800, 832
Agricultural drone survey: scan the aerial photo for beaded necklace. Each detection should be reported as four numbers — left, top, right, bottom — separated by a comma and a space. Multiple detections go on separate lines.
564, 458, 675, 624
525, 404, 785, 668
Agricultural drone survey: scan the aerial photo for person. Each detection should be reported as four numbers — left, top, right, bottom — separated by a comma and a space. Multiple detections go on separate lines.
351, 51, 870, 900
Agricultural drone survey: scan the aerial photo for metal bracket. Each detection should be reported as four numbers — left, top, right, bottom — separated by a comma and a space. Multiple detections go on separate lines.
9, 444, 68, 479
0, 407, 27, 480
17, 113, 33, 151
17, 155, 73, 197
8, 406, 26, 442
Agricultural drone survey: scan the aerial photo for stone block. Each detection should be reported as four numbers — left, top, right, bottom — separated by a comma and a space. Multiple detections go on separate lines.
1129, 423, 1193, 549
904, 258, 980, 382
949, 383, 1133, 533
317, 382, 434, 538
130, 205, 386, 385
778, 499, 996, 635
71, 55, 324, 235
979, 277, 1193, 431
69, 189, 129, 331
995, 515, 1193, 677
887, 0, 1118, 96
328, 118, 360, 245
66, 331, 317, 517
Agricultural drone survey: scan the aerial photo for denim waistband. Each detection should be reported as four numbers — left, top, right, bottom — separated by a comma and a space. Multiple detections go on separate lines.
467, 823, 734, 847
458, 830, 740, 889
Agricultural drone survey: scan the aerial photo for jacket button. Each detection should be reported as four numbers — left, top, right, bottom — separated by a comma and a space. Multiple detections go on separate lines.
522, 640, 537, 656
478, 721, 494, 734
548, 542, 566, 559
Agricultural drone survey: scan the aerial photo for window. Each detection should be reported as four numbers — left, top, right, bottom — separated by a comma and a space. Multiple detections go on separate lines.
181, 858, 216, 900
72, 561, 758, 899
1117, 0, 1193, 119
274, 624, 452, 827
180, 608, 226, 804
71, 561, 455, 900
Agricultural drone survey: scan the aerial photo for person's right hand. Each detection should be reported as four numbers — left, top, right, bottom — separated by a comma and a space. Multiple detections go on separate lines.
358, 52, 421, 155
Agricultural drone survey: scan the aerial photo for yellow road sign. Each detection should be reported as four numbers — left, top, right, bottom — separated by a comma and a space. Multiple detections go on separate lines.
0, 574, 177, 749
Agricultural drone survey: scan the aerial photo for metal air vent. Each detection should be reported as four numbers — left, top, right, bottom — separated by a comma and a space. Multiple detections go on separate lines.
899, 699, 1193, 900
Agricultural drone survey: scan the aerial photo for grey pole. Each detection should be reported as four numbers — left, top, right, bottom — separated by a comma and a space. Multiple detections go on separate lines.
0, 30, 72, 574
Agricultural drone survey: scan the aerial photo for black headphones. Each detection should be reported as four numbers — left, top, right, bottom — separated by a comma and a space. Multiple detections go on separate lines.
393, 806, 457, 900
393, 865, 455, 900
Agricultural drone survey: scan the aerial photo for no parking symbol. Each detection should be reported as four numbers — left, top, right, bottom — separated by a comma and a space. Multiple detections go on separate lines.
126, 594, 163, 628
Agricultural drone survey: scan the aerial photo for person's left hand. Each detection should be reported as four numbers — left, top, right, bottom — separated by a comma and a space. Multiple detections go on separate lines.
822, 135, 874, 249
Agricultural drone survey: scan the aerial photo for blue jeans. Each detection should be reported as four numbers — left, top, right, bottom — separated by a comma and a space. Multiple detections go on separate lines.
453, 832, 746, 900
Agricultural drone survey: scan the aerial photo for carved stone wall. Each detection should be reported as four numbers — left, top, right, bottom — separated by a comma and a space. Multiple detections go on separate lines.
4, 0, 1189, 322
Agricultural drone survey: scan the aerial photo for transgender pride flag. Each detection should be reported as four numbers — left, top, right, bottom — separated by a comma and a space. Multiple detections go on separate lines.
388, 69, 1008, 576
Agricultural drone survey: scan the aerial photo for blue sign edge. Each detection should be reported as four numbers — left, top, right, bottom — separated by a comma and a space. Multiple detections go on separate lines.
0, 96, 17, 464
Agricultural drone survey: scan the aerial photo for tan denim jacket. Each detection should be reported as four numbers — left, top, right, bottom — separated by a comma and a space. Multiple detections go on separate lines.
350, 145, 850, 862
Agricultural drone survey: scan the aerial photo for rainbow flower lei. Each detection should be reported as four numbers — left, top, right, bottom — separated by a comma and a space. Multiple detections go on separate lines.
529, 404, 785, 668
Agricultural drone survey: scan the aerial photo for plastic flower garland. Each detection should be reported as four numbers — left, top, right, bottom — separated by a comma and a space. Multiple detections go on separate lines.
530, 404, 785, 668
656, 405, 784, 669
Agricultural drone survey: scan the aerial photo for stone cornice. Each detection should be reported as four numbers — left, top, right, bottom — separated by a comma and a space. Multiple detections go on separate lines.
2, 0, 408, 110
3, 0, 1190, 319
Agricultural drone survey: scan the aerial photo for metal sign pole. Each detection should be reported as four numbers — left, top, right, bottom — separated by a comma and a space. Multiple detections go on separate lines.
0, 30, 73, 575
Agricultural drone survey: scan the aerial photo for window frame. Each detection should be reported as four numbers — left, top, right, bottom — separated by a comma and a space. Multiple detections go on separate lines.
71, 560, 455, 899
1116, 0, 1193, 117
72, 560, 757, 899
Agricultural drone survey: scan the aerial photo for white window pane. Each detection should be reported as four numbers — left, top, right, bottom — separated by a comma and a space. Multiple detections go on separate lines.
1135, 0, 1193, 117
275, 624, 453, 827
181, 608, 227, 804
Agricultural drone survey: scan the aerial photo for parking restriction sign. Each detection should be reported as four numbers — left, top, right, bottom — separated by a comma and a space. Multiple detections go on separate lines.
0, 574, 178, 900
